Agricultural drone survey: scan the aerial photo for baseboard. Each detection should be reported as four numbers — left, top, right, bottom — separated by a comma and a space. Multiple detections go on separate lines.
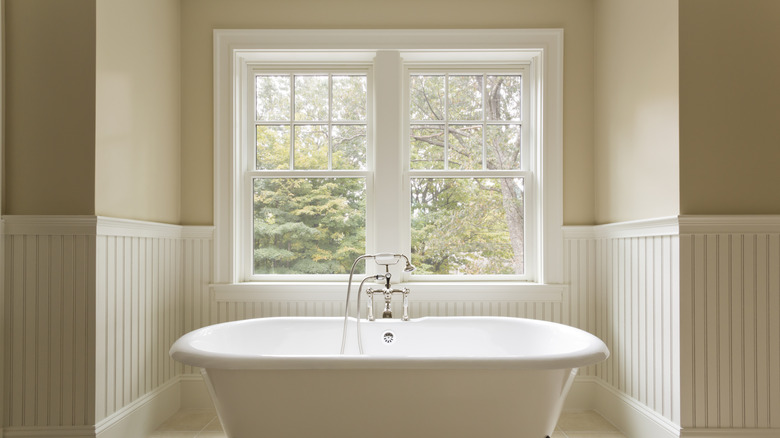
565, 377, 681, 438
680, 429, 780, 438
179, 374, 216, 410
3, 427, 95, 438
94, 378, 181, 438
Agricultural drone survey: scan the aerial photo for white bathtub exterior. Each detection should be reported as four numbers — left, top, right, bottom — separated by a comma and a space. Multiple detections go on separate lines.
171, 316, 608, 438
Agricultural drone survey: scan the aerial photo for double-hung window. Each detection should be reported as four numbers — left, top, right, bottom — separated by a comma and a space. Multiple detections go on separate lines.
251, 70, 371, 277
214, 30, 563, 295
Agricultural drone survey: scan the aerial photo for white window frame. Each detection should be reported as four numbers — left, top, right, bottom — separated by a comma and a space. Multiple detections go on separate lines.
213, 30, 564, 299
244, 66, 374, 282
404, 65, 534, 282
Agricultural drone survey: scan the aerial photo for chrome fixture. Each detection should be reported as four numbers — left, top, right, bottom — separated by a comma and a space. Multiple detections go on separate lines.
365, 271, 410, 321
340, 253, 415, 354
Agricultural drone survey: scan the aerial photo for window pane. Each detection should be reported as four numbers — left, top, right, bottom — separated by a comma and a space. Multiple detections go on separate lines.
294, 125, 328, 169
253, 178, 366, 275
332, 75, 367, 121
256, 125, 290, 170
448, 124, 483, 170
332, 124, 366, 170
410, 75, 444, 121
410, 125, 445, 170
485, 124, 521, 169
295, 75, 329, 121
411, 178, 524, 275
448, 75, 482, 121
256, 75, 290, 121
486, 75, 522, 121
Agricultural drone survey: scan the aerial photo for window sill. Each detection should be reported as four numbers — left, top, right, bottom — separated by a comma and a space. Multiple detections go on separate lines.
211, 281, 565, 303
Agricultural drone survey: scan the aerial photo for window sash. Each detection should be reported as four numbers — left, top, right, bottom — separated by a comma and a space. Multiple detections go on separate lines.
244, 66, 373, 281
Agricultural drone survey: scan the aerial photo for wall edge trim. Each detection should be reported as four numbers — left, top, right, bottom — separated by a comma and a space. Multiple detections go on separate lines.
563, 216, 680, 239
679, 214, 780, 233
1, 215, 213, 239
94, 377, 180, 438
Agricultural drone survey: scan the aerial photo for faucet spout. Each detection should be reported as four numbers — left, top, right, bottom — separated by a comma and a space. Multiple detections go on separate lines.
382, 291, 393, 318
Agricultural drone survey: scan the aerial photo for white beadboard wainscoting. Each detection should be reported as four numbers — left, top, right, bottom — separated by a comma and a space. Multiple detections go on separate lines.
678, 217, 780, 436
564, 218, 682, 438
3, 215, 780, 438
2, 216, 212, 438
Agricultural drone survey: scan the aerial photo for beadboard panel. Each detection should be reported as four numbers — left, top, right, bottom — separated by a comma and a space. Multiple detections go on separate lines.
210, 299, 564, 323
563, 231, 681, 424
2, 216, 213, 435
3, 232, 97, 428
94, 233, 181, 423
680, 232, 780, 430
180, 236, 214, 376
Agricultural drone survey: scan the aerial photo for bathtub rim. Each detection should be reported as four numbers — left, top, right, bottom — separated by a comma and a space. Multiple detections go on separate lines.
170, 316, 609, 371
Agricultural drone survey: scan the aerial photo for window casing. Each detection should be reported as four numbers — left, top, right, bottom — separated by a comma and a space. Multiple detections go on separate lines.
214, 30, 564, 297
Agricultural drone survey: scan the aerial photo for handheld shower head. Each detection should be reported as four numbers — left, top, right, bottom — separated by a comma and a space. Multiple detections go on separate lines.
401, 255, 416, 272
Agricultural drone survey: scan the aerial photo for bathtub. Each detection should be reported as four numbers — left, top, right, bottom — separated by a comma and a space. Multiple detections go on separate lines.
170, 316, 608, 438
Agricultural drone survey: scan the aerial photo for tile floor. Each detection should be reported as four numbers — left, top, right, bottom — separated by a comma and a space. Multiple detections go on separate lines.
148, 409, 627, 438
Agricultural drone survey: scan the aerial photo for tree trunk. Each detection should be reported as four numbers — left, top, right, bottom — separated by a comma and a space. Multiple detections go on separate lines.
498, 178, 524, 274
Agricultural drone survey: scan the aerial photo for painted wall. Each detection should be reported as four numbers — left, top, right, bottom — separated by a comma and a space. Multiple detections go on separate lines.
4, 0, 96, 215
180, 0, 596, 225
679, 0, 780, 215
594, 0, 679, 224
95, 0, 182, 224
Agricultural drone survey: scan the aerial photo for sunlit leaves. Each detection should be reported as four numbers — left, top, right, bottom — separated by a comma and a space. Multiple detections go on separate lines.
448, 75, 482, 120
486, 124, 521, 170
256, 125, 290, 170
332, 124, 366, 170
486, 75, 522, 121
255, 73, 367, 171
332, 75, 367, 121
410, 125, 445, 170
294, 125, 328, 169
410, 75, 444, 120
448, 125, 483, 170
294, 75, 329, 121
253, 178, 366, 275
411, 178, 524, 275
256, 75, 290, 121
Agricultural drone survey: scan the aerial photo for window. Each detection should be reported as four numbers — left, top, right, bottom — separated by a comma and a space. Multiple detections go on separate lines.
408, 71, 531, 278
251, 72, 370, 276
214, 30, 563, 296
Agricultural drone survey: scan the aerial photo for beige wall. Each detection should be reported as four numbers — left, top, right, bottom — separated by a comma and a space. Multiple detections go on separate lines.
96, 0, 181, 223
594, 0, 679, 224
4, 0, 96, 215
679, 0, 780, 215
180, 0, 596, 225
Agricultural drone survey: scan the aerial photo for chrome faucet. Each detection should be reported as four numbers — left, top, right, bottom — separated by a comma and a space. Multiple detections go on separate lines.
365, 271, 410, 321
340, 253, 416, 354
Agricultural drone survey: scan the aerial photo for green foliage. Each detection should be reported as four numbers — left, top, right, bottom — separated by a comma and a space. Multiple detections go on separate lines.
253, 178, 366, 275
411, 178, 521, 275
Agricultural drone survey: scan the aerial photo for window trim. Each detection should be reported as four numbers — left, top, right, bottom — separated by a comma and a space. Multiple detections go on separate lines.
213, 29, 564, 296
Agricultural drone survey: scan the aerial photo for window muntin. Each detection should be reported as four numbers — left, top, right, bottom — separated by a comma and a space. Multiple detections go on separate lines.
249, 70, 370, 277
407, 69, 531, 279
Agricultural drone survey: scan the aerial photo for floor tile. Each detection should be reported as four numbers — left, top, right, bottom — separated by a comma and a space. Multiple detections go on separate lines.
148, 432, 196, 438
156, 409, 217, 431
565, 434, 626, 438
200, 417, 224, 432
557, 411, 619, 432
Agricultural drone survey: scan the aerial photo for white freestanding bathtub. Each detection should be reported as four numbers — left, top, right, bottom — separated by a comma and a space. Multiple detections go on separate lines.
171, 316, 609, 438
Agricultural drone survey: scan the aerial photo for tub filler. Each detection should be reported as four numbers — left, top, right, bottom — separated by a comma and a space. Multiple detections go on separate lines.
171, 316, 608, 438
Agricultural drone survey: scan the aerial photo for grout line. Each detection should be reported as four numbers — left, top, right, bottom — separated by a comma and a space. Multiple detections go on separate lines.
193, 416, 221, 437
